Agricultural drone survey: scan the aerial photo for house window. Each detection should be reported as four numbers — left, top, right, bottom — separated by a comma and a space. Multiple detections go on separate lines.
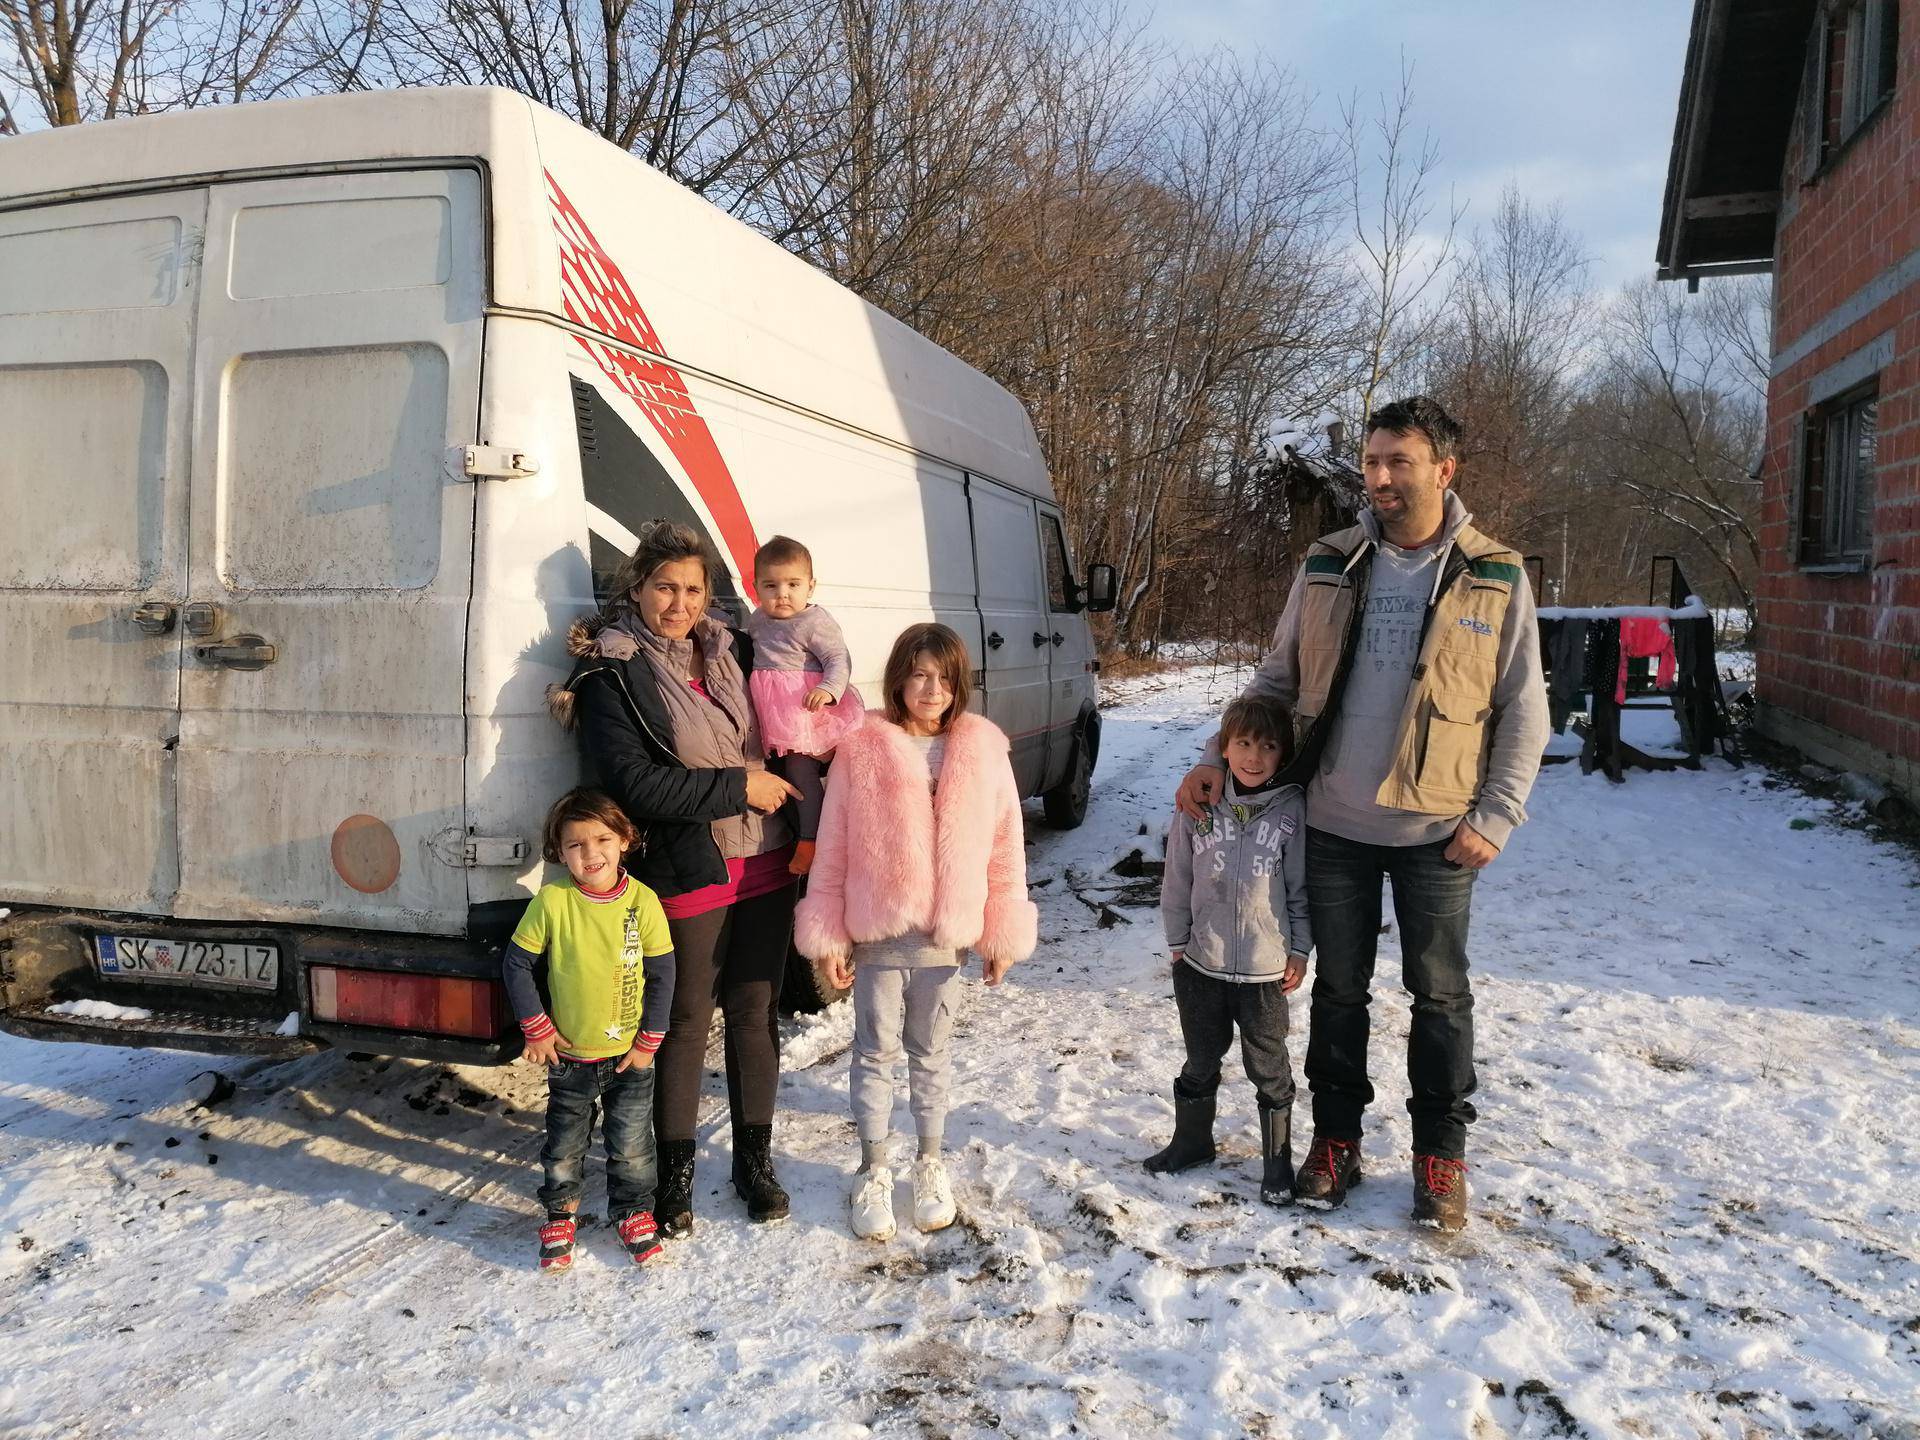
1820, 0, 1900, 156
1798, 383, 1878, 567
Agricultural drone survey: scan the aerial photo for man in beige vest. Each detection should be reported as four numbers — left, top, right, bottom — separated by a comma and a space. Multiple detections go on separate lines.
1176, 396, 1546, 1230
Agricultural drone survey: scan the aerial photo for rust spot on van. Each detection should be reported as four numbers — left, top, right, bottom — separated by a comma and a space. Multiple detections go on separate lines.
331, 815, 402, 894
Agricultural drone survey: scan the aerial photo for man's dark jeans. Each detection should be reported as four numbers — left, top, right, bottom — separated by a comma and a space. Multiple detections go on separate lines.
539, 1057, 657, 1222
1303, 827, 1478, 1159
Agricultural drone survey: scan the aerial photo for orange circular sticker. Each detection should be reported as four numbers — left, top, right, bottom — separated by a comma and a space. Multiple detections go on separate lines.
331, 814, 402, 894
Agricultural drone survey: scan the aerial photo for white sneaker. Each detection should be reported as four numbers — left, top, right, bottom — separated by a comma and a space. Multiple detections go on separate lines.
849, 1165, 896, 1241
912, 1155, 956, 1232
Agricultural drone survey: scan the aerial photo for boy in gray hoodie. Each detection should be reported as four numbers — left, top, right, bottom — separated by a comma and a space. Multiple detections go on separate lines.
1148, 697, 1311, 1205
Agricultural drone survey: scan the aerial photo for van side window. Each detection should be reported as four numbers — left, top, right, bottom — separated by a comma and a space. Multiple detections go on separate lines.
1042, 512, 1076, 613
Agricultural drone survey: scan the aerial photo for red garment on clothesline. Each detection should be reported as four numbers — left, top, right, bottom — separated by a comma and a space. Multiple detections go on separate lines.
1616, 616, 1677, 704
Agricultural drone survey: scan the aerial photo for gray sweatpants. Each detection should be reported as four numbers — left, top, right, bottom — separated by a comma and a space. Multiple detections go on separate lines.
850, 962, 963, 1145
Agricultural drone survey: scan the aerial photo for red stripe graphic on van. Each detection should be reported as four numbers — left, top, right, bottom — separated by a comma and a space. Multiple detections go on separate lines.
545, 172, 760, 599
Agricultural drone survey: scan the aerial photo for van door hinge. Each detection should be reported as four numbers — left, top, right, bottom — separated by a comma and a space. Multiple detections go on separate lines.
460, 445, 540, 481
432, 829, 532, 867
464, 836, 532, 867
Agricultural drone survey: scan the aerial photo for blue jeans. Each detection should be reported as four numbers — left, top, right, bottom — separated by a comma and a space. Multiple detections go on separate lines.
539, 1057, 657, 1222
1303, 827, 1478, 1159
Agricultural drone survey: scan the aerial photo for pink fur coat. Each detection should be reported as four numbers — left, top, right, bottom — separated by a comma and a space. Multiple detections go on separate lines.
793, 712, 1038, 968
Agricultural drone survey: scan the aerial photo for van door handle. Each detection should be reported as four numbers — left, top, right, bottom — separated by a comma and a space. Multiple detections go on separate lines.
194, 635, 278, 671
987, 631, 1004, 650
1032, 632, 1050, 648
1049, 632, 1065, 647
130, 601, 177, 636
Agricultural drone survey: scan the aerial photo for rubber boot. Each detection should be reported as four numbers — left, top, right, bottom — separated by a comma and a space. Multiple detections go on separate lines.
656, 1139, 696, 1238
731, 1124, 791, 1223
1143, 1088, 1216, 1174
1258, 1104, 1294, 1207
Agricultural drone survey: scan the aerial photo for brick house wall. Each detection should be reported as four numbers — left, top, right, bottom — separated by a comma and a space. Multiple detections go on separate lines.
1758, 0, 1920, 796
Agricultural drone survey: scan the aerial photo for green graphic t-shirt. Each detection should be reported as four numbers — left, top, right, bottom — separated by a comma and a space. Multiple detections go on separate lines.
510, 877, 673, 1060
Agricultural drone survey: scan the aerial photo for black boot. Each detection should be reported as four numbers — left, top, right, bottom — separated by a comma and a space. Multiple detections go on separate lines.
1258, 1104, 1294, 1207
731, 1124, 791, 1223
1143, 1088, 1216, 1174
657, 1139, 696, 1238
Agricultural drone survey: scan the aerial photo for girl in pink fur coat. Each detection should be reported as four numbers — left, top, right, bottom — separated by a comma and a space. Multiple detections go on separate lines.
794, 622, 1038, 1241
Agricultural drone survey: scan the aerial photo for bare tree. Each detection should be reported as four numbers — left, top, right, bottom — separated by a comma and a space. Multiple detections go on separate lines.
3, 0, 172, 125
1575, 275, 1768, 620
1339, 56, 1463, 438
2, 0, 317, 129
1427, 184, 1590, 549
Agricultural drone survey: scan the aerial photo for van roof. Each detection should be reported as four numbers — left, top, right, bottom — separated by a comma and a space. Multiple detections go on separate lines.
0, 87, 1056, 502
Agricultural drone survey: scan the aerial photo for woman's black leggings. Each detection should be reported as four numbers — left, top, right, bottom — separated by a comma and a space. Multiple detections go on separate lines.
655, 883, 797, 1144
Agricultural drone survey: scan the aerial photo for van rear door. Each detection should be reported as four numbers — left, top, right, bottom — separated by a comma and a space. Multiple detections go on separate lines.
0, 191, 204, 915
171, 169, 486, 935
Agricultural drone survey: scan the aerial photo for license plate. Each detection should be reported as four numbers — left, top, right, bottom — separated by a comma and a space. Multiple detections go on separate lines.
94, 934, 280, 991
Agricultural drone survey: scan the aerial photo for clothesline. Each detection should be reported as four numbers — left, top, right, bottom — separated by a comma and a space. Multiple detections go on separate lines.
1536, 597, 1710, 622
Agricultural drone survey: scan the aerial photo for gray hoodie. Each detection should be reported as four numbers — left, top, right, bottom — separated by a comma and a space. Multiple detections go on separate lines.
1161, 780, 1312, 983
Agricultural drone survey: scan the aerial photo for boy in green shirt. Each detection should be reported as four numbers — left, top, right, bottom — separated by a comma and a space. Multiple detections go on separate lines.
503, 790, 676, 1272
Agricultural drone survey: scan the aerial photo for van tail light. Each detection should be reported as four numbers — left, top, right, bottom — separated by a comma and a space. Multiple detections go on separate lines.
309, 967, 507, 1039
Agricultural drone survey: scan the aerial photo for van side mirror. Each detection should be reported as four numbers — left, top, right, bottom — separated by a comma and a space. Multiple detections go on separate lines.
1083, 563, 1117, 613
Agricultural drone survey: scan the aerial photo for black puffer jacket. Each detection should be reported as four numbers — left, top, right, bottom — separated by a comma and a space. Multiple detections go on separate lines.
550, 614, 754, 898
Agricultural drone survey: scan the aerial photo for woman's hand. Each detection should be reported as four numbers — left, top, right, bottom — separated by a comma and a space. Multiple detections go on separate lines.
745, 769, 802, 814
804, 687, 835, 711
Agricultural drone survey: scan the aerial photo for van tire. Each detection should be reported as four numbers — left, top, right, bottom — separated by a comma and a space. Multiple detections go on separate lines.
1042, 727, 1093, 829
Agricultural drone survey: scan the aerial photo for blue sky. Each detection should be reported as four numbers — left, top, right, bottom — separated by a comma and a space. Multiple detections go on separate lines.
1132, 0, 1694, 293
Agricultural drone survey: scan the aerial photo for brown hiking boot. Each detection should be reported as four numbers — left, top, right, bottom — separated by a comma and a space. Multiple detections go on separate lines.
1294, 1135, 1362, 1209
1412, 1155, 1468, 1231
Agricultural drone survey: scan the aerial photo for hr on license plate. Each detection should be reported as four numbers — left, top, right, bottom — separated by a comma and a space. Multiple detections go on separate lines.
94, 934, 280, 990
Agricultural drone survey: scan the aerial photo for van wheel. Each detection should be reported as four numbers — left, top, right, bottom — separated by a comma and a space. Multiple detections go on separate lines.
1042, 731, 1093, 829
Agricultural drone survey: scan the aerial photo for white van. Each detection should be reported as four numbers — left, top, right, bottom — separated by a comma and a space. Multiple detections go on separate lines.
0, 87, 1114, 1063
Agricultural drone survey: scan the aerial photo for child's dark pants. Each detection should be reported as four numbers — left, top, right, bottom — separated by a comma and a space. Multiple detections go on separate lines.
774, 752, 827, 840
539, 1057, 657, 1222
1171, 962, 1295, 1111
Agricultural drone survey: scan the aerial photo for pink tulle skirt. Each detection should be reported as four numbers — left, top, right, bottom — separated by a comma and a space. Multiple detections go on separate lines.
751, 668, 866, 756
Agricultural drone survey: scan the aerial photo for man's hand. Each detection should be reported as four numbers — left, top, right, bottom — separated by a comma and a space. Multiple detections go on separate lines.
615, 1044, 655, 1073
745, 769, 803, 813
803, 687, 835, 711
1282, 954, 1308, 994
1442, 818, 1500, 870
1170, 948, 1185, 975
821, 953, 854, 992
1175, 762, 1225, 819
983, 954, 1012, 987
522, 1033, 563, 1069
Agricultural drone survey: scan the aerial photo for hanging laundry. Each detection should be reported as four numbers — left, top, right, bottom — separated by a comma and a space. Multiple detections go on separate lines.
1616, 615, 1677, 704
1543, 617, 1590, 732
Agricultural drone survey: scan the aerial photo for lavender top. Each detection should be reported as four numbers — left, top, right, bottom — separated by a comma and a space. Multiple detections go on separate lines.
744, 605, 852, 699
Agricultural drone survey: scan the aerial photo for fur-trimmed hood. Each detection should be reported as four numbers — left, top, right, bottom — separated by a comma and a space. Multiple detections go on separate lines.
794, 712, 1037, 969
546, 612, 614, 731
547, 610, 742, 733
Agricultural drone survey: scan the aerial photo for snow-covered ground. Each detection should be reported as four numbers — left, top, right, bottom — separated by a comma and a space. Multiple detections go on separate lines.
3, 666, 1917, 1439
